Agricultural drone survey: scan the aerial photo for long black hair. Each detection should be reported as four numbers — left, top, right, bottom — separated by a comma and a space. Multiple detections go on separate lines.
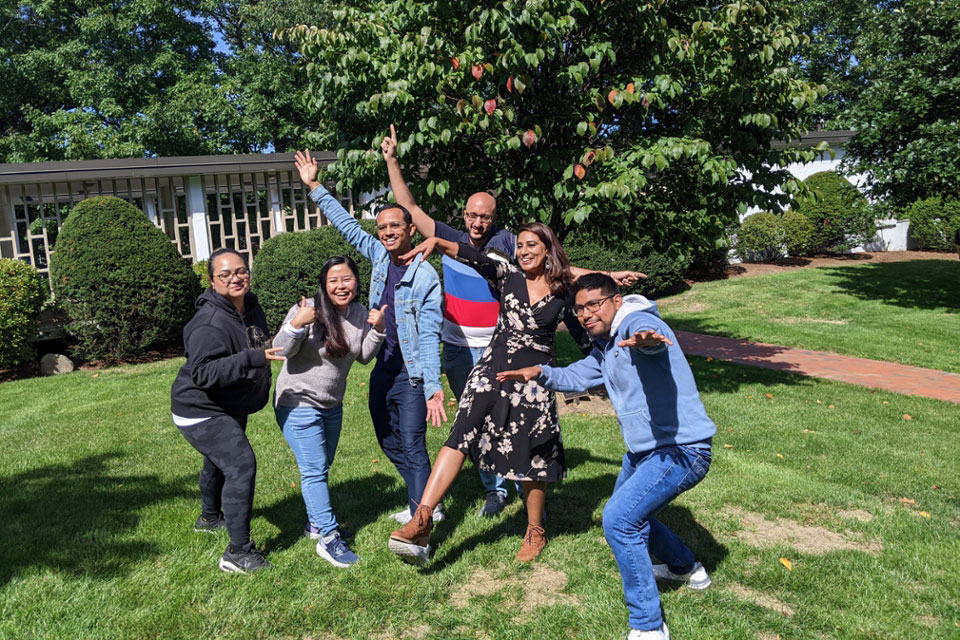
313, 256, 359, 358
517, 222, 572, 295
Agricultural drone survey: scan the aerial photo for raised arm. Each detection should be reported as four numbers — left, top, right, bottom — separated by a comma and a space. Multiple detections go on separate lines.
569, 265, 647, 288
381, 124, 436, 238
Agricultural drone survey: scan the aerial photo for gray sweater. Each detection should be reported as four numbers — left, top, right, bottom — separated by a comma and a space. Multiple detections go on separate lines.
273, 300, 385, 409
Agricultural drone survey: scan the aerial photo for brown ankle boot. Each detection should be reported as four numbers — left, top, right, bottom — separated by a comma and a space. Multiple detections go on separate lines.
516, 524, 546, 563
390, 503, 434, 546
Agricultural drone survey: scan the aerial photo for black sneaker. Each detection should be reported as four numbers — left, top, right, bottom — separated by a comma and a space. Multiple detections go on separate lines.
478, 492, 506, 517
218, 542, 272, 574
194, 513, 225, 533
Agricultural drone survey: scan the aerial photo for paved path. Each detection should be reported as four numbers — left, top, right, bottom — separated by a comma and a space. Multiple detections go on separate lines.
675, 331, 960, 405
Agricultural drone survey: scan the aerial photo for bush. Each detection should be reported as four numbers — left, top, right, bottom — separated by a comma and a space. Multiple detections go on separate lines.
251, 220, 443, 332
50, 196, 200, 361
792, 172, 876, 253
780, 210, 816, 256
562, 232, 691, 298
904, 197, 960, 251
193, 260, 211, 289
0, 259, 44, 369
736, 212, 784, 262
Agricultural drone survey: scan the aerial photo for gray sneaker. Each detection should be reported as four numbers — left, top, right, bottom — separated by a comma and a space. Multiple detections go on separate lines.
478, 492, 506, 517
387, 538, 431, 566
652, 561, 711, 589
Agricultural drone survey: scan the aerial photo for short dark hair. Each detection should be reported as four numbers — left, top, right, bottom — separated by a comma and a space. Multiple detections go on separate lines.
376, 203, 413, 225
572, 272, 619, 298
207, 248, 247, 280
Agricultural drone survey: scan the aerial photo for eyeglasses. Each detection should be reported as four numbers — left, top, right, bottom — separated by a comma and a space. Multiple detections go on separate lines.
464, 211, 494, 224
376, 221, 406, 232
215, 268, 250, 284
573, 294, 614, 317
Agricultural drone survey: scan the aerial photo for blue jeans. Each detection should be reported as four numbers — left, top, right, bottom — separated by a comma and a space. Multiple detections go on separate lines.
443, 343, 515, 499
275, 404, 344, 536
369, 364, 431, 515
602, 444, 712, 631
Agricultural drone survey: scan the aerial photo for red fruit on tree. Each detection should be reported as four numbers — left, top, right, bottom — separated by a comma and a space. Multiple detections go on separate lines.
471, 65, 483, 81
522, 130, 536, 147
641, 93, 650, 109
506, 76, 513, 93
484, 99, 497, 115
573, 164, 586, 180
626, 82, 635, 94
582, 150, 596, 166
608, 89, 619, 105
451, 57, 460, 70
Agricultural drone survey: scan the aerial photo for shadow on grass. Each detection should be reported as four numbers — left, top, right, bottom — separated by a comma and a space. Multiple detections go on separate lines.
819, 260, 960, 312
654, 504, 728, 590
0, 452, 195, 586
256, 472, 407, 551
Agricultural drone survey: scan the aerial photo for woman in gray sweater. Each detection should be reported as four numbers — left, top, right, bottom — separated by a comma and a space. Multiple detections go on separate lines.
273, 256, 386, 567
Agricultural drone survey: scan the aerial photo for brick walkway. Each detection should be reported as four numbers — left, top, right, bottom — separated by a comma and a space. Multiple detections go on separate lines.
675, 331, 960, 405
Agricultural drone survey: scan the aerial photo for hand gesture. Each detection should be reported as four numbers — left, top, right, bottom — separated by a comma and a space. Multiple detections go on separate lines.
618, 330, 673, 349
368, 304, 388, 332
610, 270, 647, 287
264, 346, 286, 361
381, 124, 398, 161
495, 366, 542, 383
399, 236, 441, 263
294, 149, 320, 187
290, 296, 317, 329
426, 390, 447, 428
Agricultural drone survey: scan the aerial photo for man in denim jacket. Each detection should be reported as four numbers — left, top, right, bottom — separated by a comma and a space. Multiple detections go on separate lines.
497, 273, 716, 640
296, 150, 446, 522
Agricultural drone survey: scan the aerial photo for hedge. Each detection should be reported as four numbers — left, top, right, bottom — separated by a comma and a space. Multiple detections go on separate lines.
50, 196, 200, 361
905, 197, 960, 251
0, 259, 44, 369
792, 172, 876, 254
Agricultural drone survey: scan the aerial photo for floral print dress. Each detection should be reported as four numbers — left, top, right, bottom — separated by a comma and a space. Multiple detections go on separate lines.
444, 243, 573, 483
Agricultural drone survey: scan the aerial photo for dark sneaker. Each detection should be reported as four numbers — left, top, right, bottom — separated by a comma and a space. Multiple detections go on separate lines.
478, 492, 506, 517
304, 523, 353, 541
316, 532, 359, 568
219, 542, 272, 574
194, 513, 225, 533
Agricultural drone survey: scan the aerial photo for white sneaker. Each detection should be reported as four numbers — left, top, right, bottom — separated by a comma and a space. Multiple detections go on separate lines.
391, 505, 445, 525
652, 561, 711, 590
627, 622, 670, 640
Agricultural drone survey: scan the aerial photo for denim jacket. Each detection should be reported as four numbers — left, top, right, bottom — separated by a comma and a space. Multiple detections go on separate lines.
308, 186, 443, 402
539, 295, 715, 454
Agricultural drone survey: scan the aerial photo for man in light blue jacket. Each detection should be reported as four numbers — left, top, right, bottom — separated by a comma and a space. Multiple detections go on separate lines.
296, 150, 446, 523
497, 273, 715, 640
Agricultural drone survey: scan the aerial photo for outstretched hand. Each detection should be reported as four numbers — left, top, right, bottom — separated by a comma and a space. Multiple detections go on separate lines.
368, 304, 388, 332
618, 330, 673, 349
399, 236, 442, 263
264, 346, 286, 361
294, 149, 320, 188
495, 366, 542, 383
381, 124, 398, 161
426, 390, 447, 428
610, 270, 647, 287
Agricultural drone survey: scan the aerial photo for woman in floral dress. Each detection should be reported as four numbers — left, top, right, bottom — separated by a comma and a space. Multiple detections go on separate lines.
388, 222, 575, 564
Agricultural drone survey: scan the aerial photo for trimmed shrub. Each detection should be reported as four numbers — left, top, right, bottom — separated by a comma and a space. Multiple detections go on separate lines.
793, 172, 875, 253
562, 233, 691, 298
904, 197, 960, 251
193, 260, 211, 289
780, 210, 816, 256
252, 220, 442, 332
0, 259, 44, 369
50, 196, 200, 361
736, 212, 783, 262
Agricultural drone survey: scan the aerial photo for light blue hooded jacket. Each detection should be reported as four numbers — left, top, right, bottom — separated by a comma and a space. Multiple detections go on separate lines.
539, 295, 715, 454
309, 186, 443, 402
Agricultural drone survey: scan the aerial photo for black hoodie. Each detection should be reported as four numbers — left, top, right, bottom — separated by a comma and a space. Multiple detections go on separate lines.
170, 288, 271, 419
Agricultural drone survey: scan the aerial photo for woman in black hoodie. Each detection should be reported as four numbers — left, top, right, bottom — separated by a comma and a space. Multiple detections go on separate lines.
171, 248, 283, 573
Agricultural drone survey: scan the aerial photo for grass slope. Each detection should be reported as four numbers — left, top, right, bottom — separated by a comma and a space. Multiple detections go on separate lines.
658, 260, 960, 373
0, 350, 958, 639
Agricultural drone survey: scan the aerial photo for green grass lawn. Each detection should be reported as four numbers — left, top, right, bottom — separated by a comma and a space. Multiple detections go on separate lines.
658, 259, 960, 373
1, 346, 958, 639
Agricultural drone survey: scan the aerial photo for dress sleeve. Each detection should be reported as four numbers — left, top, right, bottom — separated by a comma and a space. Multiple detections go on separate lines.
455, 242, 514, 293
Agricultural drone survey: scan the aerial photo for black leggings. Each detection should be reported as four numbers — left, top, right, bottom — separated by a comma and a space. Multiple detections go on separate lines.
178, 414, 257, 547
